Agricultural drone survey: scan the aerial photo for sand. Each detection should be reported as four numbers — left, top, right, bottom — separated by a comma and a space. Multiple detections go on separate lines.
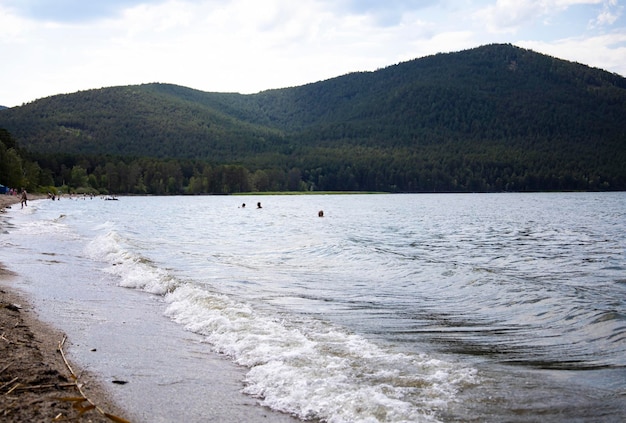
1, 194, 130, 422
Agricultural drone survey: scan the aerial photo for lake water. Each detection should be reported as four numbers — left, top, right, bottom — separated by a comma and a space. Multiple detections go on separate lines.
2, 193, 625, 422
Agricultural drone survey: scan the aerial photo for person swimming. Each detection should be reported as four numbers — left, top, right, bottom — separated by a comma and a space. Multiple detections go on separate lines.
257, 202, 262, 209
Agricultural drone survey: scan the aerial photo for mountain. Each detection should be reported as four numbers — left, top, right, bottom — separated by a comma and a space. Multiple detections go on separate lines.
1, 43, 625, 193
0, 84, 286, 161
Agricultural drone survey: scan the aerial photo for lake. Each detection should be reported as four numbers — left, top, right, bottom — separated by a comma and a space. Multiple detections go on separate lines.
2, 192, 625, 422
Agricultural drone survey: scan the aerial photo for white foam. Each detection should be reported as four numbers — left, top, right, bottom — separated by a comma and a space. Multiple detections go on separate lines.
164, 284, 479, 423
85, 230, 177, 295
74, 198, 481, 421
7, 204, 74, 237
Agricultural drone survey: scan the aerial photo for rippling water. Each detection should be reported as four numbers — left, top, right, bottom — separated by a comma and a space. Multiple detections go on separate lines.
3, 193, 625, 422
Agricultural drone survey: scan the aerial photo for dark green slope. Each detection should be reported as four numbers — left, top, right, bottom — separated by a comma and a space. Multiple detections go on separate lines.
0, 84, 285, 161
1, 43, 625, 192
247, 44, 626, 190
252, 43, 626, 147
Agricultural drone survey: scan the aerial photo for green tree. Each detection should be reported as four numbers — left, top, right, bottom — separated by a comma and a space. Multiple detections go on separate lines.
70, 165, 89, 189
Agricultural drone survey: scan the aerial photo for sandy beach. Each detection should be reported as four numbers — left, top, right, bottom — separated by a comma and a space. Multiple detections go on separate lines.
1, 194, 129, 422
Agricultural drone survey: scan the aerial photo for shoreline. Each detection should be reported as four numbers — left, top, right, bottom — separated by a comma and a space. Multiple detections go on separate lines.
1, 194, 130, 422
1, 194, 303, 423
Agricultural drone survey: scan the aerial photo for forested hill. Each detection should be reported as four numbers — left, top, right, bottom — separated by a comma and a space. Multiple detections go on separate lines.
1, 43, 625, 193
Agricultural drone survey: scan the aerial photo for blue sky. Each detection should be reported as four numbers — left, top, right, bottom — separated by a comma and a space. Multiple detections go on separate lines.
1, 0, 625, 107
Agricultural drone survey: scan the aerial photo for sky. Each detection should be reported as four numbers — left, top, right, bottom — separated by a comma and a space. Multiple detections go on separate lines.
1, 0, 625, 107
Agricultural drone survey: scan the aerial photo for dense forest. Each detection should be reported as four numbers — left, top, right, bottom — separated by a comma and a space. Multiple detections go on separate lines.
1, 44, 625, 194
0, 128, 54, 192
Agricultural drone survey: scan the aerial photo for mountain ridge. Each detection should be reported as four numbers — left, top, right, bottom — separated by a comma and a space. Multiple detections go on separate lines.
1, 43, 625, 193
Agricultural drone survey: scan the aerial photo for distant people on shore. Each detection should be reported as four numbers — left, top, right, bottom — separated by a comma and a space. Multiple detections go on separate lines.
20, 189, 27, 208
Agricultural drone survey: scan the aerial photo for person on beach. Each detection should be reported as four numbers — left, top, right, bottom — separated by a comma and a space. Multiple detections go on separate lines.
20, 189, 27, 208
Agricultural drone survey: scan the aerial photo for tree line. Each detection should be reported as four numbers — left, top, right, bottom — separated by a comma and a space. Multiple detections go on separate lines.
2, 138, 623, 195
23, 140, 623, 195
1, 128, 55, 192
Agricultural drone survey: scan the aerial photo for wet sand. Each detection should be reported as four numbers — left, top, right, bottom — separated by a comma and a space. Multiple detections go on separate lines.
1, 194, 129, 422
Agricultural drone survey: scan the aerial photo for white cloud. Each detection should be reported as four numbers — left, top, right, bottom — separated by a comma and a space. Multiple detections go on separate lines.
1, 0, 625, 107
519, 30, 626, 73
589, 0, 623, 26
0, 4, 34, 41
475, 0, 546, 33
474, 0, 605, 34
